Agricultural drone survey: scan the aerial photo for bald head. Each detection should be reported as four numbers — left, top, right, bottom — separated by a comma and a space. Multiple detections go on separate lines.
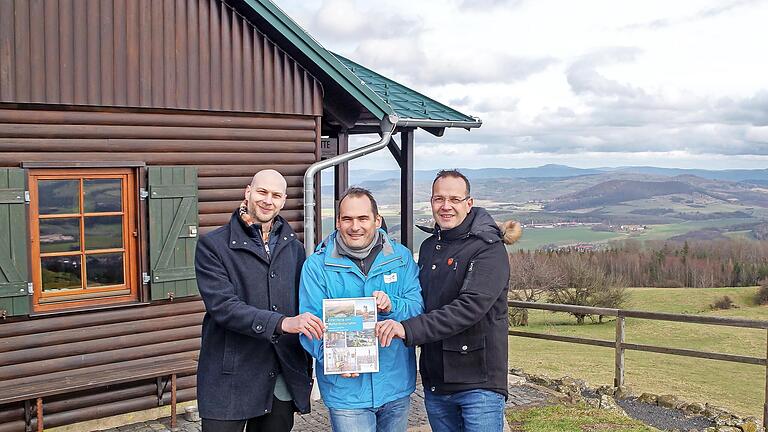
251, 169, 287, 193
244, 169, 288, 225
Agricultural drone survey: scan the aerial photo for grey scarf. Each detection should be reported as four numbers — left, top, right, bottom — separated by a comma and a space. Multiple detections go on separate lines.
335, 229, 381, 260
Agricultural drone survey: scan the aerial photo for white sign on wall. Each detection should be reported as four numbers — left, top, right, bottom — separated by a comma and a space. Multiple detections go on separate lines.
321, 137, 338, 159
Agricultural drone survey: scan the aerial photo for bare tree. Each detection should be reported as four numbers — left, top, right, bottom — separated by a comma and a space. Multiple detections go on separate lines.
508, 251, 566, 326
547, 254, 628, 324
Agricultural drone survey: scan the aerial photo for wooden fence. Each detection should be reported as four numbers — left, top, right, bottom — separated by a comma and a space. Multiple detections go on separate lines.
508, 300, 768, 429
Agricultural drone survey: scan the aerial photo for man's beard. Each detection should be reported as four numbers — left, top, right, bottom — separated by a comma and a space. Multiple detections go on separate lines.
248, 202, 276, 224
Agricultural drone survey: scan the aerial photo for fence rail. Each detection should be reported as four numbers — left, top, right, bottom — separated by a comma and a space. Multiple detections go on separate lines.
507, 300, 768, 428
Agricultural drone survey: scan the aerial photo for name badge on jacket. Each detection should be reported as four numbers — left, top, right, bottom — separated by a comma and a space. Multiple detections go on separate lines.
384, 273, 398, 283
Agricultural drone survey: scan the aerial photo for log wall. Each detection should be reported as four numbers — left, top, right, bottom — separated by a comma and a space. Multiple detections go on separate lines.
0, 0, 326, 427
0, 107, 320, 236
0, 106, 319, 429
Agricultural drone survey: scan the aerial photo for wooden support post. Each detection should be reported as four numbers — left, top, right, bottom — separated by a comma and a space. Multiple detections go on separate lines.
156, 377, 163, 406
764, 329, 768, 431
171, 373, 178, 429
315, 118, 324, 243
24, 400, 32, 432
400, 129, 414, 249
614, 314, 625, 388
333, 130, 349, 221
36, 398, 43, 432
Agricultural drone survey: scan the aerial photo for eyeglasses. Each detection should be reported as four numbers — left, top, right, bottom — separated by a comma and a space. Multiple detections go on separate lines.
430, 196, 471, 205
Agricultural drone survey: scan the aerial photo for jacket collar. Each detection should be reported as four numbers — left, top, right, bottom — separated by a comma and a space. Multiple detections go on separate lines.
417, 207, 502, 244
227, 210, 297, 261
315, 229, 400, 277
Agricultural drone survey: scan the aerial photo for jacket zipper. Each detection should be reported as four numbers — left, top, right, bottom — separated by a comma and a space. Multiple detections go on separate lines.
372, 257, 399, 270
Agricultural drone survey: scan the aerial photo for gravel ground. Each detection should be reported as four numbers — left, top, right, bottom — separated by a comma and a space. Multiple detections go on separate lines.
616, 398, 715, 431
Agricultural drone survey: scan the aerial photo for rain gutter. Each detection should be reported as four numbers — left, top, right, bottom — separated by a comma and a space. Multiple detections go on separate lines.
353, 117, 483, 129
391, 117, 482, 129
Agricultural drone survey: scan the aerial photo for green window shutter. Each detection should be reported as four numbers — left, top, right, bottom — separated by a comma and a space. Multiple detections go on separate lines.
0, 168, 30, 317
147, 166, 199, 301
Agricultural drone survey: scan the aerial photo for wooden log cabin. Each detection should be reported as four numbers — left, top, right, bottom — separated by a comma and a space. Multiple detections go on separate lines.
0, 0, 481, 430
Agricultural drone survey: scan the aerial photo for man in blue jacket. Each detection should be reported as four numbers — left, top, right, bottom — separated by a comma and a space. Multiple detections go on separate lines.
195, 170, 324, 432
300, 187, 423, 432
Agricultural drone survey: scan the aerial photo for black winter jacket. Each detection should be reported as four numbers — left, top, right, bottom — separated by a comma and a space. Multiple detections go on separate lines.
195, 211, 311, 420
402, 208, 510, 397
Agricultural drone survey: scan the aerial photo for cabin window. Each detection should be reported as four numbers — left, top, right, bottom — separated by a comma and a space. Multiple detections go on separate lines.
29, 169, 139, 312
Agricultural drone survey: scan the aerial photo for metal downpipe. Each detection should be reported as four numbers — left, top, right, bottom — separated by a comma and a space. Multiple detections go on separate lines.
303, 114, 398, 257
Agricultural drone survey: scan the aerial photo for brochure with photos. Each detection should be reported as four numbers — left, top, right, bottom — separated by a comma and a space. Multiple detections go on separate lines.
322, 297, 379, 375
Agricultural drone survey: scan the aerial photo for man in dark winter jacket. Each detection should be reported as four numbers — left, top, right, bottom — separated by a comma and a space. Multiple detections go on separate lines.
195, 169, 324, 432
377, 169, 511, 432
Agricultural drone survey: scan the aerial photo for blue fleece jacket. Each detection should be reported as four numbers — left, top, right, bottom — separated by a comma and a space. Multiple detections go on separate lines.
299, 229, 423, 409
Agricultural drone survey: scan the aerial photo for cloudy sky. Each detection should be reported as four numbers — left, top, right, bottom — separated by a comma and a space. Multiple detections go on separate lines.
273, 0, 768, 171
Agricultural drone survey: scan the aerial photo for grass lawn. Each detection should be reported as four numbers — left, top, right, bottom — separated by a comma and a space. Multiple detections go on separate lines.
507, 403, 659, 432
510, 287, 767, 418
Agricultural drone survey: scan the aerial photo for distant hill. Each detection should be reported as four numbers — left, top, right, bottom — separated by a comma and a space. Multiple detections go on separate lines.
599, 166, 768, 183
318, 163, 768, 250
322, 164, 603, 184
546, 180, 700, 211
319, 165, 768, 185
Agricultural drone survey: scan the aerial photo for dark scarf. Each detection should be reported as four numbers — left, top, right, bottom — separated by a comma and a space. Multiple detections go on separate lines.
335, 229, 381, 260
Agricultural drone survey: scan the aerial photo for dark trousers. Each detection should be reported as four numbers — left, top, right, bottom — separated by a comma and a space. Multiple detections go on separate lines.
201, 398, 295, 432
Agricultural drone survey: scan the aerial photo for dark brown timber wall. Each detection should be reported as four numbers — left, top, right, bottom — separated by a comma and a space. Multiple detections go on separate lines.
0, 106, 320, 429
0, 0, 323, 116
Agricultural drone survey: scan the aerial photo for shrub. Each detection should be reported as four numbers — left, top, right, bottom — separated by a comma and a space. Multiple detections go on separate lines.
546, 254, 628, 324
508, 252, 566, 326
757, 279, 768, 305
711, 295, 734, 310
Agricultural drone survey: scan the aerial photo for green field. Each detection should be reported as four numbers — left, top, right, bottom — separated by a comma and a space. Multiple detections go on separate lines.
635, 217, 757, 241
510, 287, 766, 418
505, 217, 759, 251
509, 227, 625, 251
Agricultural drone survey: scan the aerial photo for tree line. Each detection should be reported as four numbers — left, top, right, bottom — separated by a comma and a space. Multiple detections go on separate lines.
507, 238, 768, 325
512, 238, 768, 289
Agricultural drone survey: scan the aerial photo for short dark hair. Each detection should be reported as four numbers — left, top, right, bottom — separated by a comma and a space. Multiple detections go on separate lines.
337, 187, 379, 216
432, 169, 471, 196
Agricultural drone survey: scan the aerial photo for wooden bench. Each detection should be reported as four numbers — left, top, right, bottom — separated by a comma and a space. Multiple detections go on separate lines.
0, 358, 198, 432
0, 301, 204, 431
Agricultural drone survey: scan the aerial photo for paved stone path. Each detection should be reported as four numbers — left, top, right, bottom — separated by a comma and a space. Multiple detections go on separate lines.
99, 378, 553, 432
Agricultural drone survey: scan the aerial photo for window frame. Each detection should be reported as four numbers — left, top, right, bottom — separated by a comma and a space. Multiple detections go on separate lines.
28, 168, 140, 313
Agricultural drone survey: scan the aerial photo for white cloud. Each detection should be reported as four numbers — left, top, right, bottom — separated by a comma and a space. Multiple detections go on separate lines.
746, 127, 768, 143
273, 0, 768, 169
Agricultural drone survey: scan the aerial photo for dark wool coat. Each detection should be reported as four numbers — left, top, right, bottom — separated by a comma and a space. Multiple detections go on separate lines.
195, 211, 311, 420
402, 207, 511, 397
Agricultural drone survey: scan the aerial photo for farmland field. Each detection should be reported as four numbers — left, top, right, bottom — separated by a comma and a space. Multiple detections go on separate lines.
636, 217, 758, 240
508, 227, 625, 251
509, 287, 766, 418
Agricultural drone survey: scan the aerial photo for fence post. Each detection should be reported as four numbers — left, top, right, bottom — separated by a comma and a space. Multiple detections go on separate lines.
764, 329, 767, 430
614, 313, 625, 388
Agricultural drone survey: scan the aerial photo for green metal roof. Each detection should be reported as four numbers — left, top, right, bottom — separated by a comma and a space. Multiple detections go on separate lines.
238, 0, 394, 120
335, 54, 480, 126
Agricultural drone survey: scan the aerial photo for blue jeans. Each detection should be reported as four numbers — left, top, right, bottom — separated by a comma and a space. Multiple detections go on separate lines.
424, 389, 506, 432
327, 395, 411, 432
